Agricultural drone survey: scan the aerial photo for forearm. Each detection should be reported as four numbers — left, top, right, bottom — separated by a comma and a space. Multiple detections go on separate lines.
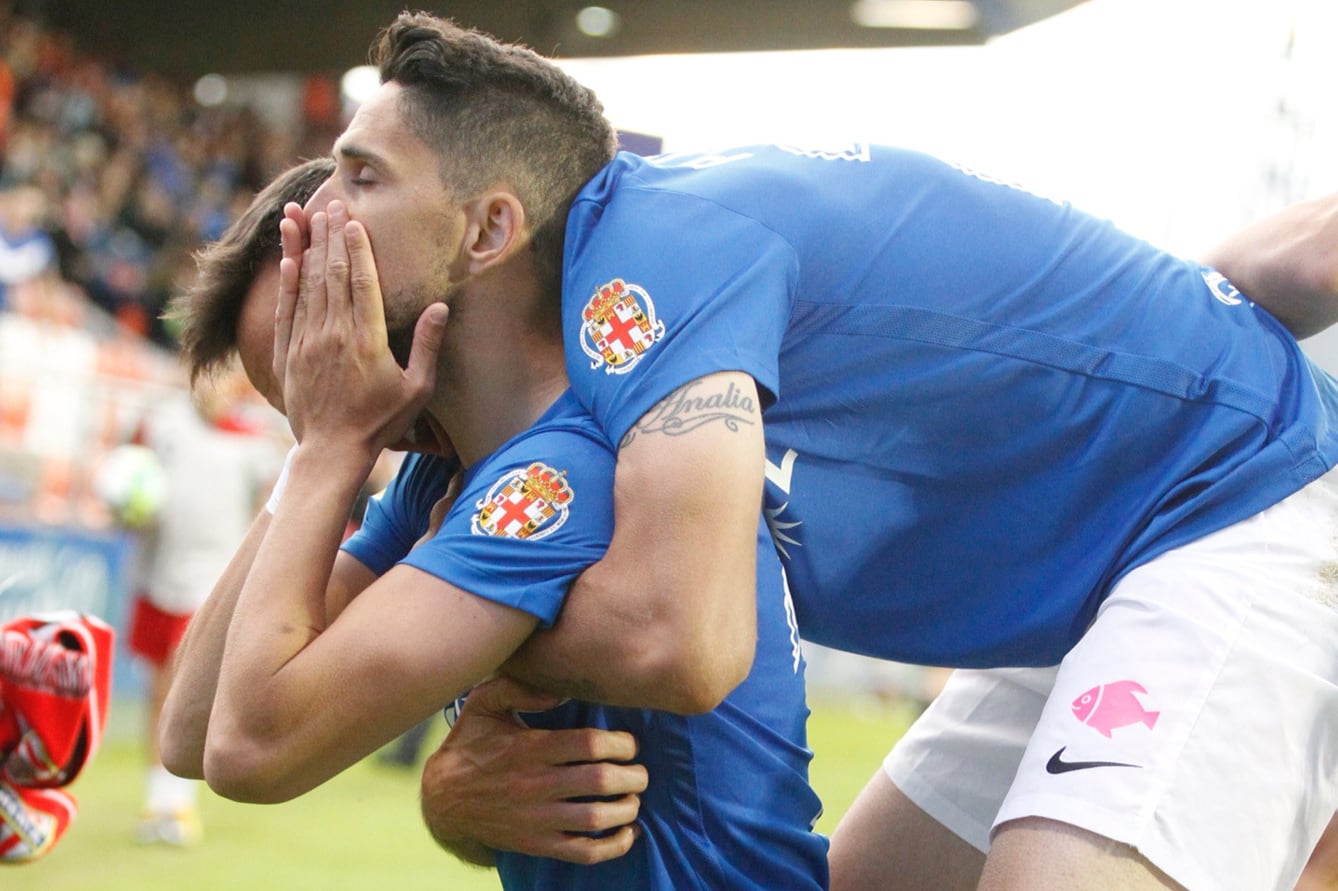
206, 442, 372, 797
1202, 190, 1338, 340
161, 524, 375, 779
159, 511, 271, 779
505, 553, 756, 713
504, 549, 683, 708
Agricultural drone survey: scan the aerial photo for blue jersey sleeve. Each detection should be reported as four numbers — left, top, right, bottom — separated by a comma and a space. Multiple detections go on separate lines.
563, 153, 797, 444
341, 453, 454, 575
401, 410, 615, 626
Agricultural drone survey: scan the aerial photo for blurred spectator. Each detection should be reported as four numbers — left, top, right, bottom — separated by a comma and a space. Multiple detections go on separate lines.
0, 1, 307, 347
119, 365, 285, 846
0, 181, 56, 314
0, 26, 13, 155
0, 1, 320, 530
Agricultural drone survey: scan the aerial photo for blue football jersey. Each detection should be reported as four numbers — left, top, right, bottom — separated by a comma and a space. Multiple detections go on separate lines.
343, 391, 827, 891
562, 144, 1338, 667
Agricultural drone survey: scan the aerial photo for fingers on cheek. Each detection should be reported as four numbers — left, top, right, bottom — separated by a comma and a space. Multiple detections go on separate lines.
350, 223, 373, 267
278, 257, 299, 296
301, 249, 322, 288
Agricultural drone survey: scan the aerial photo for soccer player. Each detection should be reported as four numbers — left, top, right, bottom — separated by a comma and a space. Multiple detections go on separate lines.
158, 163, 828, 890
125, 367, 282, 846
283, 13, 1338, 890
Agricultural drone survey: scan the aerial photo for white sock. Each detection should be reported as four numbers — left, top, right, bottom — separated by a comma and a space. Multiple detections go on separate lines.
145, 764, 198, 814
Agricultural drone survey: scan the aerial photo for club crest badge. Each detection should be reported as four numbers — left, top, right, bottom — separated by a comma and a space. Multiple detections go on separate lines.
579, 278, 665, 374
472, 462, 574, 540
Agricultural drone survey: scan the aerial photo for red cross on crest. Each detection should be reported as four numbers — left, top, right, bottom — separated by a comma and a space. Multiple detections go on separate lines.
472, 462, 574, 540
579, 278, 665, 375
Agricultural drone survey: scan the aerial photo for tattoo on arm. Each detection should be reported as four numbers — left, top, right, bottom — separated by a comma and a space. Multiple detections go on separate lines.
619, 379, 757, 450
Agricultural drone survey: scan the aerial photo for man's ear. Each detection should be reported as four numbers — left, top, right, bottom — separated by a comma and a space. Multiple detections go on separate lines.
462, 190, 525, 274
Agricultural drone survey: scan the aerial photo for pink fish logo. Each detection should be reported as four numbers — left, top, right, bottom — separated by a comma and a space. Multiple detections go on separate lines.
1071, 680, 1159, 738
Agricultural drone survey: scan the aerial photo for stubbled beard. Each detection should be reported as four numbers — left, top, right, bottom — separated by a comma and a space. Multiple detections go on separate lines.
385, 290, 454, 368
386, 320, 414, 368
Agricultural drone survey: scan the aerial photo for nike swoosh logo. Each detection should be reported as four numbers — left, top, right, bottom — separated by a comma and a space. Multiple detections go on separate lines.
1045, 746, 1141, 774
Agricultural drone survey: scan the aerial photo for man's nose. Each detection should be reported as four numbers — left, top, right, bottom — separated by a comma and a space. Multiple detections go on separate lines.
303, 177, 335, 214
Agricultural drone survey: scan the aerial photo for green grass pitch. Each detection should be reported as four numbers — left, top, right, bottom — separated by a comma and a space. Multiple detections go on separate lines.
14, 696, 913, 890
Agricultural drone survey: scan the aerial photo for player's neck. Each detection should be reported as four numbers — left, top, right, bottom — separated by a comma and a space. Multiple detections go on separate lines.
432, 279, 568, 466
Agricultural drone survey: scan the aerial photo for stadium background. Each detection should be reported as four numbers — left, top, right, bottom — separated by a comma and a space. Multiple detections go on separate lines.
2, 0, 1336, 887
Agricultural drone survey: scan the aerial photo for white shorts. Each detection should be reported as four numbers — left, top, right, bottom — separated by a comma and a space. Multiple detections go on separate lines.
883, 466, 1338, 891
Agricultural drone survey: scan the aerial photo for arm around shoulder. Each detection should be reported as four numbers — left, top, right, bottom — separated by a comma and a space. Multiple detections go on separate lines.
504, 371, 765, 714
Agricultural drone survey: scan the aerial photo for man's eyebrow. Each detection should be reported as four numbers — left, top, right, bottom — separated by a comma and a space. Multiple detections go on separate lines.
334, 142, 389, 169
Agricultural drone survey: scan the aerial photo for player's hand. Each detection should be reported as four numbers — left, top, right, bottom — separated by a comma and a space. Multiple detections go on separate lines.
273, 202, 309, 412
275, 199, 447, 457
420, 676, 647, 865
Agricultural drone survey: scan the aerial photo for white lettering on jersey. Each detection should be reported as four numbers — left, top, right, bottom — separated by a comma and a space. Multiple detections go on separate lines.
775, 142, 871, 162
764, 449, 803, 559
943, 158, 1064, 207
780, 565, 802, 673
649, 150, 755, 170
1201, 268, 1245, 306
765, 448, 797, 492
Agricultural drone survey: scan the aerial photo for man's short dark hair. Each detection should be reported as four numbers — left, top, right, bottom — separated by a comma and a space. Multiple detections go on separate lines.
373, 12, 618, 299
167, 158, 334, 383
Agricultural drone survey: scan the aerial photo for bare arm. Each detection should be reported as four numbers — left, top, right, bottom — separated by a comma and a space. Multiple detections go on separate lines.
204, 446, 536, 802
159, 202, 400, 779
1202, 190, 1338, 340
159, 512, 376, 780
503, 371, 765, 714
158, 509, 270, 780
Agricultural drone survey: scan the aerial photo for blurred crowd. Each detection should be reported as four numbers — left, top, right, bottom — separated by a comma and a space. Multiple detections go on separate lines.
0, 1, 322, 346
0, 2, 324, 528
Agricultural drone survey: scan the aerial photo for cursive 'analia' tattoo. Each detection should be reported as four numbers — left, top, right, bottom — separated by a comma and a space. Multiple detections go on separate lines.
619, 378, 757, 449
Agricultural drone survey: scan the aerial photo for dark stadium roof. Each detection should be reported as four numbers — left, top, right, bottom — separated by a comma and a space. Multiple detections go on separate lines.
30, 0, 1088, 80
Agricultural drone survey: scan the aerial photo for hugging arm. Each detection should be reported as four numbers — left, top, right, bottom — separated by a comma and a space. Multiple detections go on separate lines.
502, 371, 767, 714
419, 372, 765, 866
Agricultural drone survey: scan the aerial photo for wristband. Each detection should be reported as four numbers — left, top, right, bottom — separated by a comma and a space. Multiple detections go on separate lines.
265, 445, 297, 515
